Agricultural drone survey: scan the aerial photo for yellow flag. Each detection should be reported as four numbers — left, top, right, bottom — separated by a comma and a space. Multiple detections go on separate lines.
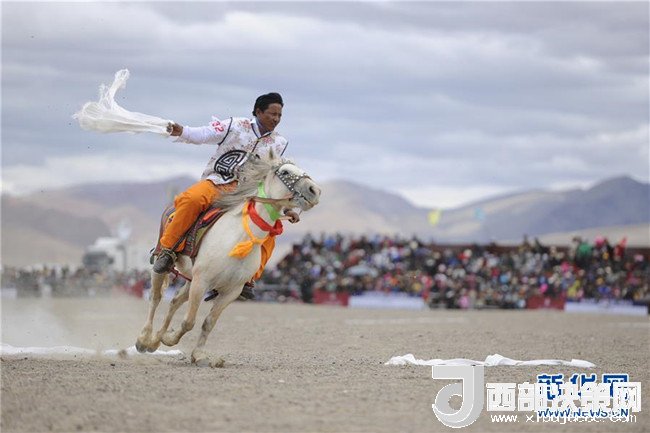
428, 209, 442, 226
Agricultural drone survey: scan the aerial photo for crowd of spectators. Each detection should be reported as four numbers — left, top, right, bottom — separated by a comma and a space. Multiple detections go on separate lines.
3, 234, 648, 311
262, 233, 649, 309
1, 266, 149, 298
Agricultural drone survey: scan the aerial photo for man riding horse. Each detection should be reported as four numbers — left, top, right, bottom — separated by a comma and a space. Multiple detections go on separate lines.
155, 93, 300, 299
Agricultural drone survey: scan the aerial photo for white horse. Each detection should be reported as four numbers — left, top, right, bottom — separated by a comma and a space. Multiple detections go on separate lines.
135, 150, 321, 365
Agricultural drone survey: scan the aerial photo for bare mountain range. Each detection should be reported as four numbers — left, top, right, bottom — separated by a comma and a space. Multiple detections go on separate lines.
2, 175, 648, 267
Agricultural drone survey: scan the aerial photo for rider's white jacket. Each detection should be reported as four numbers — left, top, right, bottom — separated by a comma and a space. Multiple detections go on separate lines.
176, 117, 288, 185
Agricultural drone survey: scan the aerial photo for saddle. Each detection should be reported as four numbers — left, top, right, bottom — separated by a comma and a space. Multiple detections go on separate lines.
151, 204, 226, 262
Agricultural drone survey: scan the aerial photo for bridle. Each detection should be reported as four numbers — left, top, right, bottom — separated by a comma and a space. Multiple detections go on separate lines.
252, 162, 314, 209
275, 164, 313, 202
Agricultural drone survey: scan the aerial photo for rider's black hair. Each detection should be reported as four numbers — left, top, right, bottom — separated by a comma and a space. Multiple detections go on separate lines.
252, 92, 284, 116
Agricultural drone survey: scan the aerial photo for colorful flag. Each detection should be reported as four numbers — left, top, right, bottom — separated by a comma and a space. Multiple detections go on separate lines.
428, 209, 442, 226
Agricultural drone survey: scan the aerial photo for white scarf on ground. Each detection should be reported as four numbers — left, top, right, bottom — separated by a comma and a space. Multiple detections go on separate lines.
386, 353, 595, 368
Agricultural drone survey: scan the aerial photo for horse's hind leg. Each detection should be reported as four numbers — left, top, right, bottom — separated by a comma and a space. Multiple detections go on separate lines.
191, 288, 241, 366
161, 276, 206, 347
155, 280, 190, 346
136, 271, 167, 353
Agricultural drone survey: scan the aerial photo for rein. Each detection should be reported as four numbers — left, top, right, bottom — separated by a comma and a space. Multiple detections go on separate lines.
256, 182, 282, 221
253, 195, 296, 209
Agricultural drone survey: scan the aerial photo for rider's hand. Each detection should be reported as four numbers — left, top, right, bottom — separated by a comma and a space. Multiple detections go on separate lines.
167, 122, 183, 136
284, 209, 300, 224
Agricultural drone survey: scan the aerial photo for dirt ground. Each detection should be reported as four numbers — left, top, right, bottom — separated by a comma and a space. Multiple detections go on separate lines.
1, 296, 648, 433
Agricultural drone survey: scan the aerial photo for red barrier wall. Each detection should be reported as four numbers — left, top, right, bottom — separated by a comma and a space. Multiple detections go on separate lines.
313, 290, 349, 306
526, 295, 566, 310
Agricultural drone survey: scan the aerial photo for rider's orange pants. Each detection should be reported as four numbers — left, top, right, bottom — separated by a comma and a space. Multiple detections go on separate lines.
160, 179, 274, 281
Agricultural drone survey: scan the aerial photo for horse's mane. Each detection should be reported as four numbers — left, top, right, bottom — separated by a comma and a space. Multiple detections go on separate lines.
212, 151, 286, 211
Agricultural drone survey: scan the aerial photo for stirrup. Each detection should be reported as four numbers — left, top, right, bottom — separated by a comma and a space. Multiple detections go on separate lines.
153, 248, 177, 274
239, 281, 256, 300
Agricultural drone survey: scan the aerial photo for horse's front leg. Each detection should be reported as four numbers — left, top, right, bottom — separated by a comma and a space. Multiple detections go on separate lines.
161, 276, 205, 347
155, 280, 190, 346
135, 271, 167, 353
191, 287, 241, 367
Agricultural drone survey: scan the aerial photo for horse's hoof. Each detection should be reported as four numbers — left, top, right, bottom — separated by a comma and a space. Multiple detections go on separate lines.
193, 356, 210, 367
146, 341, 160, 353
191, 349, 202, 364
192, 348, 224, 368
210, 357, 226, 368
135, 340, 147, 353
192, 354, 225, 368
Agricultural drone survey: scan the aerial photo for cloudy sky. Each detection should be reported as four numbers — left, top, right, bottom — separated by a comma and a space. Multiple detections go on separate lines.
2, 1, 648, 209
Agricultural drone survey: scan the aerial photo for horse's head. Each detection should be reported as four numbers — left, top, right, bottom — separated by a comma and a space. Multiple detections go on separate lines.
215, 149, 321, 214
264, 150, 321, 212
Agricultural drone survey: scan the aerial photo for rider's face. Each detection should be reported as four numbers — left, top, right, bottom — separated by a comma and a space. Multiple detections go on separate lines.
256, 103, 283, 132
